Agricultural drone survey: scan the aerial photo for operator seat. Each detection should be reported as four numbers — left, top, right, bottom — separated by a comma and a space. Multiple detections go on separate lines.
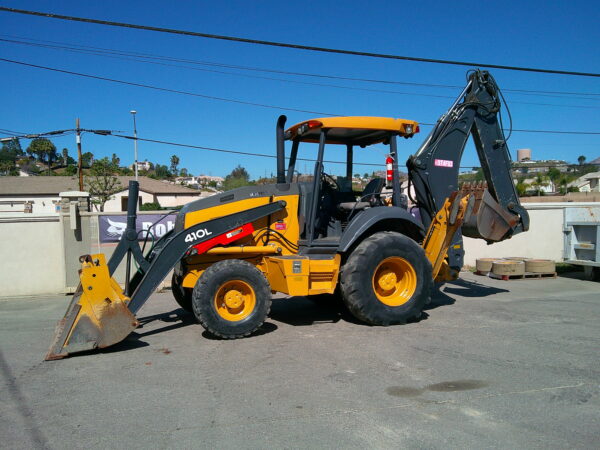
338, 177, 385, 212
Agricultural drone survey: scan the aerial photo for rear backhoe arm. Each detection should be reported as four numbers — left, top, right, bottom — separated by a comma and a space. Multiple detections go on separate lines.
407, 70, 529, 269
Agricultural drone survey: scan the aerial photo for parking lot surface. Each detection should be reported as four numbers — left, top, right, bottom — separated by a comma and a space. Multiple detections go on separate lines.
1, 272, 599, 449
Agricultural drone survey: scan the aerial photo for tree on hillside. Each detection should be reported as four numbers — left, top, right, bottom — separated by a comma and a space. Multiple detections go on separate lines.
179, 167, 189, 177
1, 138, 23, 158
558, 174, 570, 195
152, 164, 171, 179
578, 155, 586, 166
170, 155, 180, 176
530, 174, 549, 197
515, 179, 529, 197
64, 165, 77, 176
81, 152, 94, 167
0, 138, 23, 176
547, 167, 561, 192
0, 160, 18, 176
27, 138, 57, 173
223, 165, 252, 191
85, 157, 123, 211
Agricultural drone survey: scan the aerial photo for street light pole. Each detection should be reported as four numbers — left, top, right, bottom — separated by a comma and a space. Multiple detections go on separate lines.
130, 110, 138, 181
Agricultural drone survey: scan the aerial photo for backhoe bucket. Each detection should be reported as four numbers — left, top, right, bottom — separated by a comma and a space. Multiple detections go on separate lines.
45, 254, 138, 360
460, 182, 519, 242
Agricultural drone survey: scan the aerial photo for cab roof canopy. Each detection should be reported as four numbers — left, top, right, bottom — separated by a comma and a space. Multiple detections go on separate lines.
285, 116, 419, 147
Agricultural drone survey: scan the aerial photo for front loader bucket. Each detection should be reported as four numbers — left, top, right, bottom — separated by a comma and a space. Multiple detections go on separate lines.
460, 183, 519, 242
45, 254, 138, 360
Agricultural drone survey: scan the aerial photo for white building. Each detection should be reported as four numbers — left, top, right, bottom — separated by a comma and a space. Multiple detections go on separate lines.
0, 176, 212, 214
569, 171, 600, 193
130, 161, 153, 172
196, 175, 224, 188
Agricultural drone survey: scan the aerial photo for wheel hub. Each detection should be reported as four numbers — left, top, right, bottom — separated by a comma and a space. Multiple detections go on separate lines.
214, 280, 257, 322
372, 256, 417, 307
377, 267, 398, 291
224, 290, 244, 309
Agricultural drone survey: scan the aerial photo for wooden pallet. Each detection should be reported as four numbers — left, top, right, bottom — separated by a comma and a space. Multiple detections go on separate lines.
488, 271, 557, 281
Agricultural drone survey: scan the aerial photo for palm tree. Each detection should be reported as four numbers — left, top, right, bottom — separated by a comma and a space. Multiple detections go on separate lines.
578, 155, 586, 166
530, 174, 548, 196
559, 175, 570, 195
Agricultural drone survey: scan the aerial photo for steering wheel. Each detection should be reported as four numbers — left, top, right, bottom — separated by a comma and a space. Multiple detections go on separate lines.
320, 172, 338, 192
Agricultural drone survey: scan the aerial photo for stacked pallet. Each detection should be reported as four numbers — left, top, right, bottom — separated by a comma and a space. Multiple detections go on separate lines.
475, 257, 556, 280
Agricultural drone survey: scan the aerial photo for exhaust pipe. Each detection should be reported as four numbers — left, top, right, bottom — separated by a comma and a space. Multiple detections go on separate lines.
276, 115, 287, 184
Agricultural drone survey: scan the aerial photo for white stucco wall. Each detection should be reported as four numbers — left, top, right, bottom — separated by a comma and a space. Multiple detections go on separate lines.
462, 203, 594, 265
0, 195, 60, 214
0, 218, 65, 296
155, 193, 206, 207
102, 190, 155, 212
100, 190, 208, 211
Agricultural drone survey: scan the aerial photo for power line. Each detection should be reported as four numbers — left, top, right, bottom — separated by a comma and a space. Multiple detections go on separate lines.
4, 127, 597, 169
2, 57, 600, 136
1, 6, 599, 78
2, 37, 598, 109
109, 133, 384, 168
0, 57, 335, 116
3, 34, 599, 99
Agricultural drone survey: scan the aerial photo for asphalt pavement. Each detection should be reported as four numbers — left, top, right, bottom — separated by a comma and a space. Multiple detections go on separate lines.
1, 272, 599, 449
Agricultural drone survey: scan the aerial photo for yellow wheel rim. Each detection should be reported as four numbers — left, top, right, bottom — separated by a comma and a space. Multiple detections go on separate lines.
214, 280, 256, 322
372, 257, 417, 307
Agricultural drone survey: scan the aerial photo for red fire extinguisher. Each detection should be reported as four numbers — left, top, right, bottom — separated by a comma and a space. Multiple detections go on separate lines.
386, 154, 394, 188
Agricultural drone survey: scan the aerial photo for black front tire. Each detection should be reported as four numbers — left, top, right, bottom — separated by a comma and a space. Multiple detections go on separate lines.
172, 272, 193, 312
192, 259, 272, 339
340, 231, 432, 325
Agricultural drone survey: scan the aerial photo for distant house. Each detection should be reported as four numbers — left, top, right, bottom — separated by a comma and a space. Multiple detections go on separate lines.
570, 171, 600, 193
586, 156, 600, 168
512, 160, 569, 175
196, 175, 224, 188
102, 176, 210, 211
130, 161, 153, 172
0, 176, 212, 214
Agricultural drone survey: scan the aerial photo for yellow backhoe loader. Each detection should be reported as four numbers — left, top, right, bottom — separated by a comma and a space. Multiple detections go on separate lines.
46, 70, 528, 360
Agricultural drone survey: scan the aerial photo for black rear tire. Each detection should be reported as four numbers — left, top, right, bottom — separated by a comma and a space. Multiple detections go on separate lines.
172, 272, 193, 313
340, 231, 432, 325
192, 259, 272, 339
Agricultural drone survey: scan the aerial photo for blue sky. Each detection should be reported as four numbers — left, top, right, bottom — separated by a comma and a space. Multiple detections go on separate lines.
1, 0, 598, 179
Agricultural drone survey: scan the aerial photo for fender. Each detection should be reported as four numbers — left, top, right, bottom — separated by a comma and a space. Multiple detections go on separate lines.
338, 207, 424, 253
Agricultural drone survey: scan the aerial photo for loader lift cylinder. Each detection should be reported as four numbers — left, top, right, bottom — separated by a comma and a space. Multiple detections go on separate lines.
124, 180, 139, 296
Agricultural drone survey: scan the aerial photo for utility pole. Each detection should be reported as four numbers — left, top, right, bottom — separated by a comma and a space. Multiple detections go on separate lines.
76, 118, 83, 191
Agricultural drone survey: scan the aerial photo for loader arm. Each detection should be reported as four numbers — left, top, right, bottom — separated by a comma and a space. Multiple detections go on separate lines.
46, 181, 286, 360
407, 70, 529, 269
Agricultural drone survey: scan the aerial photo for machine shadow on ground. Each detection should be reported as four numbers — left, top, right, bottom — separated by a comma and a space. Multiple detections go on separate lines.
97, 308, 197, 354
426, 277, 508, 311
269, 296, 359, 327
103, 276, 510, 349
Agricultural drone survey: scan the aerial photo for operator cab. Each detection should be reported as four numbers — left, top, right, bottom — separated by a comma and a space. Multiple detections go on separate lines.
277, 116, 419, 251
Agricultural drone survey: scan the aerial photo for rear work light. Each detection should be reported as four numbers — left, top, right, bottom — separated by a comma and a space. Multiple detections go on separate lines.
297, 120, 323, 136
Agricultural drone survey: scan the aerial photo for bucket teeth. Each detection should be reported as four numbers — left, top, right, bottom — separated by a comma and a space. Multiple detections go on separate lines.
45, 254, 138, 360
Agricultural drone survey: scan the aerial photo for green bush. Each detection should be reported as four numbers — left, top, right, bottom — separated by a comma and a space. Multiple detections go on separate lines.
140, 202, 162, 211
